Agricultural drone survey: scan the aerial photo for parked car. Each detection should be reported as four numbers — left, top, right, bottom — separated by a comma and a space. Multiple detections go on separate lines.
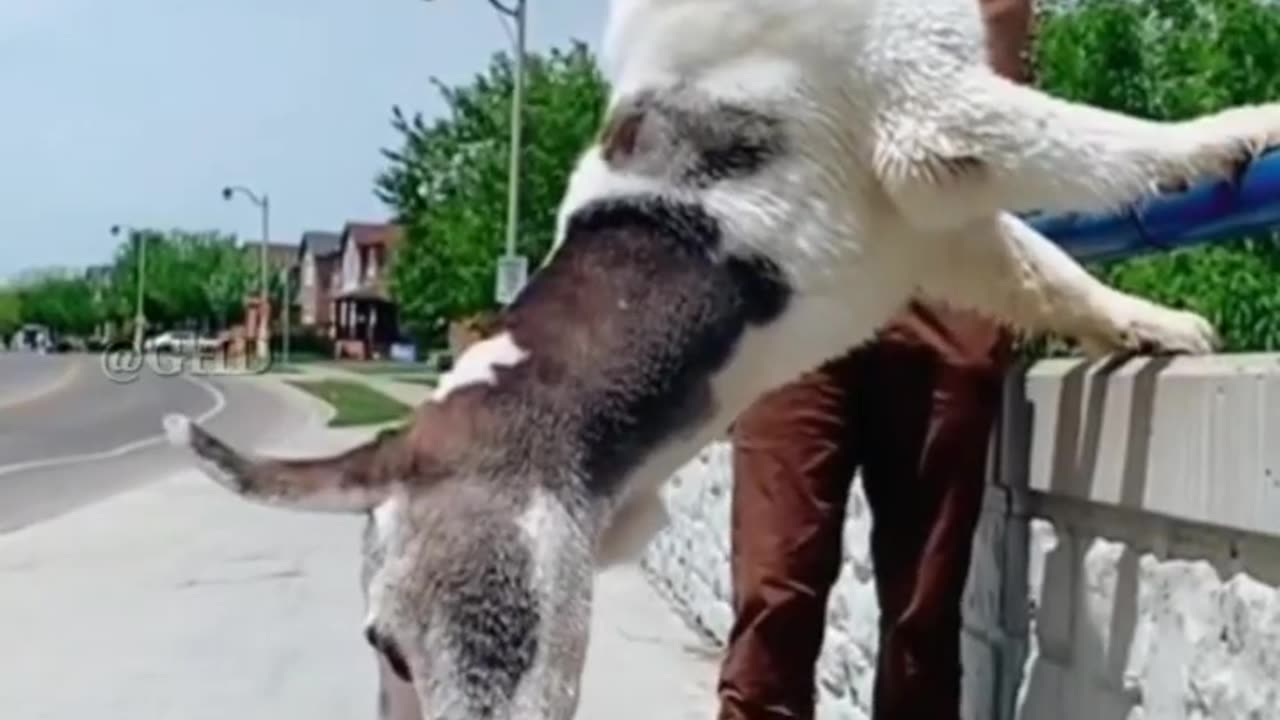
144, 330, 220, 355
11, 324, 51, 353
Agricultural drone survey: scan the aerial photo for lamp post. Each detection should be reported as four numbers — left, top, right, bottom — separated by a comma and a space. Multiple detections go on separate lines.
424, 0, 527, 303
109, 224, 146, 353
280, 264, 291, 365
221, 185, 271, 361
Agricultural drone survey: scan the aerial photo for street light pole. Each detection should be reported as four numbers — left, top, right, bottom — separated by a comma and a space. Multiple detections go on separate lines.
110, 224, 146, 353
261, 194, 272, 362
222, 185, 272, 362
280, 265, 291, 365
503, 0, 525, 262
423, 0, 527, 302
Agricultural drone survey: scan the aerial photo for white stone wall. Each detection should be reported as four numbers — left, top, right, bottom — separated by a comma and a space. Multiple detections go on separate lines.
642, 355, 1280, 720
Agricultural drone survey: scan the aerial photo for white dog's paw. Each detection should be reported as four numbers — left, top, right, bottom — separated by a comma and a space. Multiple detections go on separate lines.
1079, 294, 1218, 358
1159, 105, 1280, 192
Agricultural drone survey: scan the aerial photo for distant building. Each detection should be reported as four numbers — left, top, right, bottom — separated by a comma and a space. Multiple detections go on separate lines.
296, 231, 343, 332
332, 222, 404, 360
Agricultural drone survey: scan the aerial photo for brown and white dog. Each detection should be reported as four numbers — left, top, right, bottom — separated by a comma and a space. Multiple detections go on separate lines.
165, 0, 1280, 717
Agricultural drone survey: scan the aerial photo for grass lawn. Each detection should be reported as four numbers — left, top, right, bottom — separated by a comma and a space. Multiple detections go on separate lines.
393, 373, 440, 387
287, 379, 412, 427
267, 363, 305, 375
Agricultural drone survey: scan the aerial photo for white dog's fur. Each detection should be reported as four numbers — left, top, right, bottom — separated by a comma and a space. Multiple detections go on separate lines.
166, 1, 1280, 718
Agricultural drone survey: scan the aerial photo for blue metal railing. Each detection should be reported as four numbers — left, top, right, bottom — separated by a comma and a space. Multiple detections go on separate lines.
1031, 150, 1280, 263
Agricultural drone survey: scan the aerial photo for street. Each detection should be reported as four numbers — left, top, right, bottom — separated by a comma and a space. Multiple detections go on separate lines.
0, 352, 79, 411
0, 354, 318, 533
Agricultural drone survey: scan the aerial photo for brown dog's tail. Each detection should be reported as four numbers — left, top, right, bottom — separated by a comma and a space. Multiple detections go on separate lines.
163, 414, 403, 514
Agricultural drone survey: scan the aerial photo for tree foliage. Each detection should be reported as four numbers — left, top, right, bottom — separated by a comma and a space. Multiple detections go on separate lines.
0, 289, 20, 339
14, 271, 99, 336
106, 230, 255, 332
1035, 0, 1280, 351
6, 229, 255, 339
377, 41, 608, 343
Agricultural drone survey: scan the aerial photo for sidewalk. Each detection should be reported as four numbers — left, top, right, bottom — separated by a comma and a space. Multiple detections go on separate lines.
0, 384, 719, 719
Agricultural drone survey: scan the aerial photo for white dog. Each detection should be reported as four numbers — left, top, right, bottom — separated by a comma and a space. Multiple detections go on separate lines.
167, 0, 1277, 717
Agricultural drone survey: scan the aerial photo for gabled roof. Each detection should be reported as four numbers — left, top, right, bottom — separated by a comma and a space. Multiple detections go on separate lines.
298, 231, 342, 259
340, 222, 404, 250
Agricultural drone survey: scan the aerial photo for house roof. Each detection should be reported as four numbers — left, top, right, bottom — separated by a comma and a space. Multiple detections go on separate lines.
298, 231, 342, 259
341, 222, 404, 250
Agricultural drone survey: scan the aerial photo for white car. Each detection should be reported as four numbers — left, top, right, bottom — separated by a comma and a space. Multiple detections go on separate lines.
145, 331, 220, 355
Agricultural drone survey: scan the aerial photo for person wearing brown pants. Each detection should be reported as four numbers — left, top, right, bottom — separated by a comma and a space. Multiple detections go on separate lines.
715, 2, 1035, 718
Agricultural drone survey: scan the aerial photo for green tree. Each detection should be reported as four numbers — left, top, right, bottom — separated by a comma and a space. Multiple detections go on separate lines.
106, 229, 251, 333
0, 288, 21, 339
1035, 0, 1280, 351
16, 271, 99, 336
377, 41, 608, 343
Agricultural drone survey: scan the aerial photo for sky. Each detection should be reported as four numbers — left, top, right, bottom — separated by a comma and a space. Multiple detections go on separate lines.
0, 0, 609, 280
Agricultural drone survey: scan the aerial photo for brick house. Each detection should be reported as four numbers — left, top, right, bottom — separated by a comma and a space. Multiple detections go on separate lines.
332, 222, 404, 359
295, 231, 343, 332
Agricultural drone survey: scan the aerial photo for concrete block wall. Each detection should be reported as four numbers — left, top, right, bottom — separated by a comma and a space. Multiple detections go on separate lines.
642, 355, 1280, 720
1016, 513, 1280, 720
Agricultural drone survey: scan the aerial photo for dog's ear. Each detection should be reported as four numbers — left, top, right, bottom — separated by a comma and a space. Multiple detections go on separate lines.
600, 108, 648, 165
599, 90, 663, 167
164, 415, 410, 513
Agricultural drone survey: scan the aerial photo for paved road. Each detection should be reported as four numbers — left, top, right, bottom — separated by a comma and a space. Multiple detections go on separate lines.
0, 357, 322, 534
0, 352, 78, 408
0, 354, 214, 468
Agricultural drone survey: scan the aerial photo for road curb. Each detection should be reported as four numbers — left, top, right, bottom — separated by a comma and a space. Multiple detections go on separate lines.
0, 356, 83, 413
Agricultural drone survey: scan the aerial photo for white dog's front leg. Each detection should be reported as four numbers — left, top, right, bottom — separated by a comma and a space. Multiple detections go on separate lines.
875, 68, 1280, 229
915, 214, 1218, 357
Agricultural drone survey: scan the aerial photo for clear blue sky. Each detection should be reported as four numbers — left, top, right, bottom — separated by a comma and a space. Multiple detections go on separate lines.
0, 0, 608, 279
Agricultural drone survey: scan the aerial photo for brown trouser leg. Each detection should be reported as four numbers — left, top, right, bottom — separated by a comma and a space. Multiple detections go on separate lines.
717, 0, 1029, 714
716, 305, 1011, 720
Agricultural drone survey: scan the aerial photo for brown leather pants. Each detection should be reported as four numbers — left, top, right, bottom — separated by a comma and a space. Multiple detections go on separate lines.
716, 303, 1012, 720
